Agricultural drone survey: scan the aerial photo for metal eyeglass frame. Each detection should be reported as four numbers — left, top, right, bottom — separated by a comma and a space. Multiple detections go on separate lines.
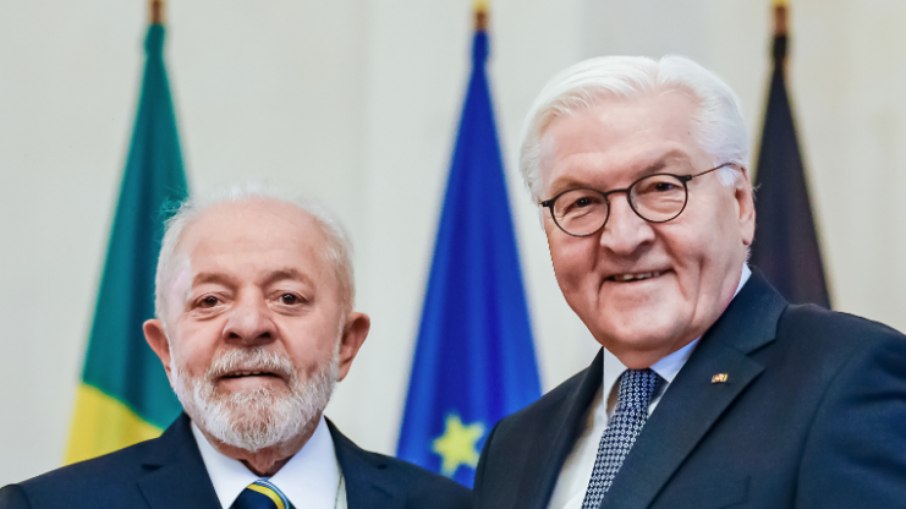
539, 162, 737, 237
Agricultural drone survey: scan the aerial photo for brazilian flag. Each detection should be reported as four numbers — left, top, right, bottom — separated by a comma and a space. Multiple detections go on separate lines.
65, 22, 188, 463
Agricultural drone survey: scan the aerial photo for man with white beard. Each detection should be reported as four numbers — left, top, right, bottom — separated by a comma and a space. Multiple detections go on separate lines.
1, 188, 471, 509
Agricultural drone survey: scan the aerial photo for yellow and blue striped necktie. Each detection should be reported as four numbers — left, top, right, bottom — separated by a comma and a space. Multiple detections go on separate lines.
232, 479, 294, 509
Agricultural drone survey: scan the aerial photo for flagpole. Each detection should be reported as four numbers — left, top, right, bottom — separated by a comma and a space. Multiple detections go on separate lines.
772, 0, 788, 63
474, 0, 488, 31
150, 0, 164, 25
772, 0, 788, 34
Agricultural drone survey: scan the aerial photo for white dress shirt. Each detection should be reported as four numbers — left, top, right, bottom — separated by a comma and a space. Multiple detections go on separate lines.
547, 265, 752, 509
192, 416, 348, 509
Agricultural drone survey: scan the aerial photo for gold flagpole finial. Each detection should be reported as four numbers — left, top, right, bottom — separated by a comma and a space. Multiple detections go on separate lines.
772, 0, 788, 36
474, 0, 489, 31
150, 0, 165, 25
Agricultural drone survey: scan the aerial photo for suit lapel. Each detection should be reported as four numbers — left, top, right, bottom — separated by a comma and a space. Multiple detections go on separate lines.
603, 271, 788, 509
515, 350, 605, 509
329, 421, 405, 509
137, 414, 221, 509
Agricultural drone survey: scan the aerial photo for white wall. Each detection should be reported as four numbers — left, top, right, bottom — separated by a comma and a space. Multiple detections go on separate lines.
2, 0, 904, 485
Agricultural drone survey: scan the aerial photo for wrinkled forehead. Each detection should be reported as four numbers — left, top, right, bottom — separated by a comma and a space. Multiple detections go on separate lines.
537, 91, 705, 184
185, 199, 324, 242
536, 85, 700, 140
160, 200, 333, 308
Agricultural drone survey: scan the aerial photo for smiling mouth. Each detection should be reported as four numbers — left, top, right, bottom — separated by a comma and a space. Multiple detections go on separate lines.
607, 271, 664, 283
220, 370, 282, 380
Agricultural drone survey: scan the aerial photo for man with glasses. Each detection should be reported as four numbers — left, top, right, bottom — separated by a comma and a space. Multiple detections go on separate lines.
474, 55, 906, 508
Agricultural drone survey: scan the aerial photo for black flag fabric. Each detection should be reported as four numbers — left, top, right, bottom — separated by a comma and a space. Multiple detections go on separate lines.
751, 34, 831, 308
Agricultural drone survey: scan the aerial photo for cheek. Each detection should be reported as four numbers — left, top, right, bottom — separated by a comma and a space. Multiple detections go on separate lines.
279, 317, 341, 363
285, 342, 336, 380
169, 324, 218, 375
548, 240, 575, 279
663, 224, 741, 304
549, 239, 597, 290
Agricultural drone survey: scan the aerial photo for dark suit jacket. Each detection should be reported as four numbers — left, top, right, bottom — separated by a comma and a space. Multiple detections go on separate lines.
0, 414, 470, 508
474, 271, 906, 508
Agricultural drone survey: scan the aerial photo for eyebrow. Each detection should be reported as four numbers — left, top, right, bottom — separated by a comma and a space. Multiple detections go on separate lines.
260, 268, 315, 288
546, 149, 694, 197
191, 272, 236, 288
648, 150, 695, 171
190, 268, 314, 289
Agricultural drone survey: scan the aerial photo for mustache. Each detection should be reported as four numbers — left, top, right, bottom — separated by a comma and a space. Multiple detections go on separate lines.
205, 347, 296, 381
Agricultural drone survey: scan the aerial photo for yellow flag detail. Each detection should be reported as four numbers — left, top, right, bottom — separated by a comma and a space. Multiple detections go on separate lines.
65, 384, 163, 464
432, 414, 484, 476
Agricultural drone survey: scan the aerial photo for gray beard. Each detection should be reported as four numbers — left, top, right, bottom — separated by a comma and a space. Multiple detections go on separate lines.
170, 345, 338, 452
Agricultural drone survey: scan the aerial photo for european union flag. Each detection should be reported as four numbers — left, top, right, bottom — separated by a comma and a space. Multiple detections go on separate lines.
396, 19, 541, 488
751, 29, 831, 308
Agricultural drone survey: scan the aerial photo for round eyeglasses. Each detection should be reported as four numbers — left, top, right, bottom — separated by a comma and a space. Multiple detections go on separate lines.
540, 162, 737, 237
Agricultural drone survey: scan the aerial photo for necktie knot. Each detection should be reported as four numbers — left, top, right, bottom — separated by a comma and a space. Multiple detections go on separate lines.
232, 479, 294, 509
616, 368, 662, 412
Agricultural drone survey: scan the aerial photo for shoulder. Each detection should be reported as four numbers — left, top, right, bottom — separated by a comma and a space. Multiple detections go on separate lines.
787, 304, 906, 382
1, 415, 203, 508
493, 366, 589, 438
0, 438, 159, 507
473, 365, 593, 505
477, 365, 592, 470
367, 450, 471, 505
780, 303, 902, 340
756, 304, 906, 406
778, 307, 906, 504
777, 303, 906, 360
18, 438, 156, 485
326, 420, 470, 508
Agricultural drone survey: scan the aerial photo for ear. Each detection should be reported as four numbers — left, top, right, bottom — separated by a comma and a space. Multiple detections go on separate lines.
336, 312, 371, 381
733, 166, 756, 247
143, 319, 174, 380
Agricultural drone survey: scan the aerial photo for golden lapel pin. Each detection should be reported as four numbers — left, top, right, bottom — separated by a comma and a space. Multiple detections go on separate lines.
711, 373, 729, 384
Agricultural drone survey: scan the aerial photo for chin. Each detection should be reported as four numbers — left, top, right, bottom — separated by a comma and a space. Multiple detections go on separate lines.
595, 316, 686, 356
204, 389, 314, 451
172, 360, 339, 452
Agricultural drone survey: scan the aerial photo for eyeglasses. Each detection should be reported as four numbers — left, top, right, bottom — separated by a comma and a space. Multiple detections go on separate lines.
540, 162, 736, 237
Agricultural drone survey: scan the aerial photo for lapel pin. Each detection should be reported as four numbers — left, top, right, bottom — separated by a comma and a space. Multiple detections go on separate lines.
711, 373, 729, 384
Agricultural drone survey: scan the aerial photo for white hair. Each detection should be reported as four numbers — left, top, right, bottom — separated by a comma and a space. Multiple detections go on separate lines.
154, 183, 356, 325
520, 55, 749, 201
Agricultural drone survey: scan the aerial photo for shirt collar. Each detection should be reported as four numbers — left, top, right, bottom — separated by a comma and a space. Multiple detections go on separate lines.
601, 263, 752, 400
192, 416, 341, 509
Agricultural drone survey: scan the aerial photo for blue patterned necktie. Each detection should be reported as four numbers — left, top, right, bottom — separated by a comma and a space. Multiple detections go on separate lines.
231, 479, 295, 509
582, 368, 663, 508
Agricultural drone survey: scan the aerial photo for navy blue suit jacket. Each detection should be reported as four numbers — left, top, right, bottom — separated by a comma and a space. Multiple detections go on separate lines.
474, 271, 906, 508
1, 414, 470, 508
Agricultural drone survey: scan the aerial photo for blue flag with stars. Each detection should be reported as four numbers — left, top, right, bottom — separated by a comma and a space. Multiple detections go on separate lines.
396, 23, 541, 488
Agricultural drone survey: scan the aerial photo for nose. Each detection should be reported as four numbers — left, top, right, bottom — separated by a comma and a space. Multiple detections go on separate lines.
598, 194, 655, 255
222, 293, 276, 346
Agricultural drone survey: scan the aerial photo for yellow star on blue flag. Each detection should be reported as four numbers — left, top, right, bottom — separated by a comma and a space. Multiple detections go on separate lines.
432, 414, 485, 476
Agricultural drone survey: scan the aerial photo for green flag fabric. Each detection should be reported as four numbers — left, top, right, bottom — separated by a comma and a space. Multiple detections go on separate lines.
66, 23, 188, 463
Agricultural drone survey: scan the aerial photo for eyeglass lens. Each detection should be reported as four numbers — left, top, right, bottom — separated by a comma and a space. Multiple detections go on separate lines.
551, 174, 688, 236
